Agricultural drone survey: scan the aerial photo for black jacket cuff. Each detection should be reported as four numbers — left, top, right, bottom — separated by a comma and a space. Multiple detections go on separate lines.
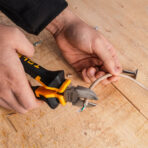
0, 0, 68, 35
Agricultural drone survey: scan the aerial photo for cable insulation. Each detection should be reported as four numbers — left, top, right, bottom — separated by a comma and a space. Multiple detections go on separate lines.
80, 73, 148, 111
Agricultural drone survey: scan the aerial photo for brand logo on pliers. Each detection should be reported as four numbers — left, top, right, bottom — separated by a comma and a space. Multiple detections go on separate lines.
18, 54, 40, 68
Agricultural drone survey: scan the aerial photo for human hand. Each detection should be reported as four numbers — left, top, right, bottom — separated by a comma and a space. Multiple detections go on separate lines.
47, 8, 122, 84
0, 24, 41, 113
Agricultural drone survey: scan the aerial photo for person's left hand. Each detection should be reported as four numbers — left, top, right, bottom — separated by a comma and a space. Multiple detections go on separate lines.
47, 8, 122, 84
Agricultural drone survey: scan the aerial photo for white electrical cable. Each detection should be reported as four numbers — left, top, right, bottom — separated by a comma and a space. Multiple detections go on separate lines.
81, 73, 148, 111
90, 73, 148, 91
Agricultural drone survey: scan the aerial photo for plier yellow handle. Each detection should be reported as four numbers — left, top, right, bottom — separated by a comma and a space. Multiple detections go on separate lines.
34, 79, 71, 106
19, 54, 71, 109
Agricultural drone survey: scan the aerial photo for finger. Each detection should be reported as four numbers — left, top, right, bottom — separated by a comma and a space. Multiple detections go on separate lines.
112, 55, 122, 74
13, 74, 42, 110
2, 90, 27, 113
95, 71, 110, 85
101, 80, 111, 85
93, 36, 121, 75
6, 50, 42, 111
102, 75, 120, 85
86, 67, 97, 82
8, 53, 42, 111
72, 57, 103, 72
99, 65, 120, 82
82, 68, 91, 83
107, 75, 120, 82
95, 71, 106, 79
14, 85, 42, 111
0, 98, 12, 110
100, 61, 122, 75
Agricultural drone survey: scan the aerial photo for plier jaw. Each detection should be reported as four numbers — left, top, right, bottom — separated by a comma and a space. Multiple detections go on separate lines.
19, 54, 98, 110
64, 86, 98, 109
33, 84, 98, 110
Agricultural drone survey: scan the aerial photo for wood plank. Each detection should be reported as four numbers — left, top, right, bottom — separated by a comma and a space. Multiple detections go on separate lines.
5, 84, 148, 148
68, 0, 148, 117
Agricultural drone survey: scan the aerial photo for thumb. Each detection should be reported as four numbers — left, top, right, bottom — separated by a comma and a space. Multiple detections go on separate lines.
93, 37, 122, 75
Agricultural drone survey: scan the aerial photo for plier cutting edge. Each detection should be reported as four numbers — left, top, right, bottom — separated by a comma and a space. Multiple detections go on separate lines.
19, 54, 98, 110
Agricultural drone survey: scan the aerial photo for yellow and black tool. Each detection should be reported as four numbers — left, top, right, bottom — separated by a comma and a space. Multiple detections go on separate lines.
19, 54, 98, 109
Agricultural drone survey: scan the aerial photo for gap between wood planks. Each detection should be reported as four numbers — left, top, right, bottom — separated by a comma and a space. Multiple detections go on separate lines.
112, 83, 148, 121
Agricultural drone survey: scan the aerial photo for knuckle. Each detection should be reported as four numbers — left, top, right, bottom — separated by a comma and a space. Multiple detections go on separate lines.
19, 109, 28, 114
25, 104, 35, 110
23, 100, 37, 110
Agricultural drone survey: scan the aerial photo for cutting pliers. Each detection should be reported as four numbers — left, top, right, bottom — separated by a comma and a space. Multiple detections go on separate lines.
19, 54, 98, 109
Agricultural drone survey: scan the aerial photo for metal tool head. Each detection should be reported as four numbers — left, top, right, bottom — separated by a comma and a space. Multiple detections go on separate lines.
64, 86, 98, 107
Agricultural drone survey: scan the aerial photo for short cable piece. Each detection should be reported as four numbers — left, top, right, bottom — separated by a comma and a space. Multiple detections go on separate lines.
80, 73, 148, 112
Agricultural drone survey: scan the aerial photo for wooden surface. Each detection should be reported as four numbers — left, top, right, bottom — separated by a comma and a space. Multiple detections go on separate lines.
0, 0, 148, 147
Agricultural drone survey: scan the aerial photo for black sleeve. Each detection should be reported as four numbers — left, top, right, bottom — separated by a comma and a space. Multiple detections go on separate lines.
0, 0, 68, 35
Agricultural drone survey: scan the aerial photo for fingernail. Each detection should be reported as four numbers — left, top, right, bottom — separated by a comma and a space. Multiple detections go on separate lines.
114, 66, 120, 74
19, 109, 28, 114
90, 71, 94, 77
90, 68, 96, 76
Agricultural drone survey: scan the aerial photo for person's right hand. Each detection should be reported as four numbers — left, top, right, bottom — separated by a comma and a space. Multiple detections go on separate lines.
47, 8, 122, 84
0, 24, 41, 113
